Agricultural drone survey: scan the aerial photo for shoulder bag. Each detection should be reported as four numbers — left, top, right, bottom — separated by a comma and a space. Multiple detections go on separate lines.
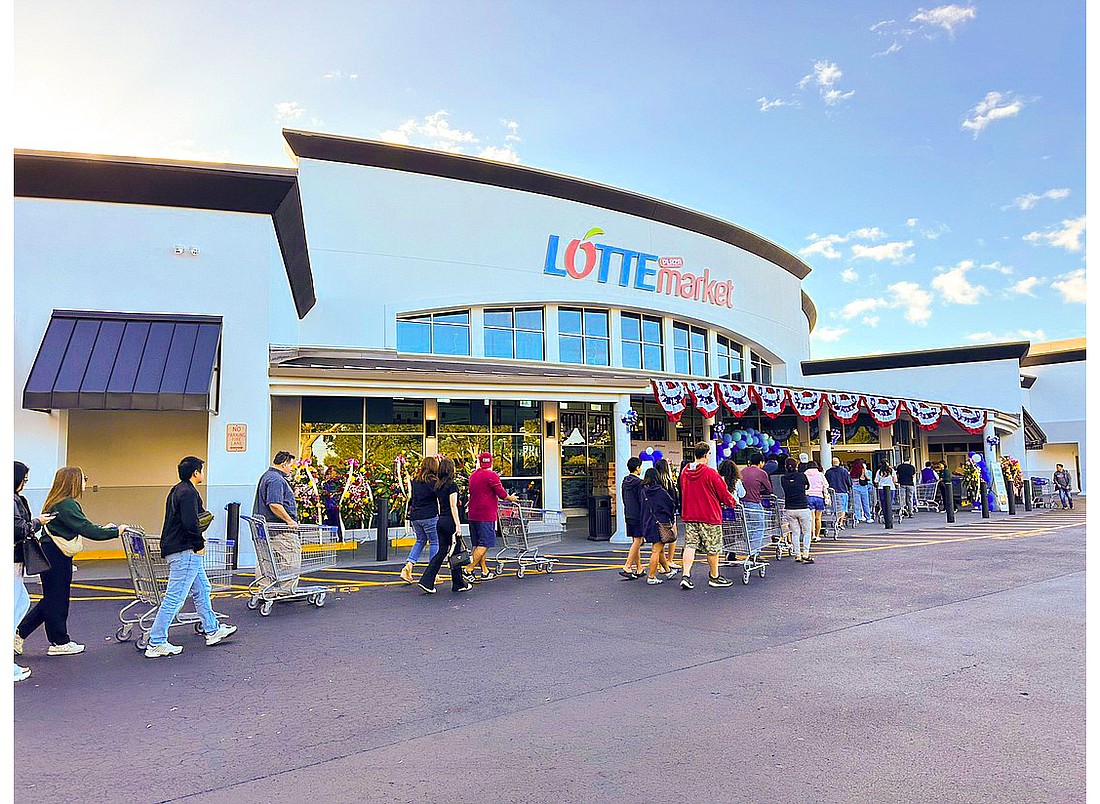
449, 533, 471, 569
22, 531, 52, 576
43, 523, 84, 558
657, 521, 677, 544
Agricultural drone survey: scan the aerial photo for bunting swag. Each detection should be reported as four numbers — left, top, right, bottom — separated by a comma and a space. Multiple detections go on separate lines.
789, 390, 825, 422
716, 382, 754, 417
652, 380, 688, 423
904, 400, 944, 430
865, 396, 901, 426
686, 381, 721, 418
752, 385, 789, 419
945, 405, 987, 434
826, 393, 864, 425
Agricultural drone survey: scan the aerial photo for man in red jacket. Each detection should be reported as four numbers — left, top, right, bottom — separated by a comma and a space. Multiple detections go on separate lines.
679, 442, 736, 589
466, 452, 518, 581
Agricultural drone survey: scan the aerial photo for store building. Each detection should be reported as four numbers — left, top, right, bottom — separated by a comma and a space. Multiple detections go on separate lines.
13, 131, 1084, 561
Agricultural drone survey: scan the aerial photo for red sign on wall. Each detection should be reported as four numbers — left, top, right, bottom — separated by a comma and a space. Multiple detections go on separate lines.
226, 424, 247, 453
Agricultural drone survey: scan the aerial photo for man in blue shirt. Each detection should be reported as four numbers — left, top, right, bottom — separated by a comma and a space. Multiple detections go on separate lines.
251, 451, 301, 593
824, 458, 852, 529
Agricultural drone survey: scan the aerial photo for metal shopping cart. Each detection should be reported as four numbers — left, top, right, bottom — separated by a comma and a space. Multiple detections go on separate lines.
874, 488, 911, 523
116, 527, 233, 651
1030, 477, 1049, 508
915, 481, 941, 513
761, 495, 793, 560
241, 517, 340, 616
820, 493, 845, 540
496, 501, 564, 578
721, 506, 768, 584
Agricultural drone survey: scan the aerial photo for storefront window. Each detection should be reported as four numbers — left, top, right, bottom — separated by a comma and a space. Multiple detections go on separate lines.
673, 322, 708, 376
842, 413, 880, 445
751, 354, 773, 384
485, 307, 544, 361
437, 399, 543, 503
560, 402, 613, 508
300, 397, 425, 468
716, 335, 744, 380
621, 313, 663, 370
559, 307, 609, 366
396, 310, 470, 356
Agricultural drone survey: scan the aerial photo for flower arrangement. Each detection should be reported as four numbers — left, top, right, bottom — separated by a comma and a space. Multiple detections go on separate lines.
339, 458, 375, 529
1000, 455, 1023, 493
290, 459, 323, 524
961, 461, 981, 504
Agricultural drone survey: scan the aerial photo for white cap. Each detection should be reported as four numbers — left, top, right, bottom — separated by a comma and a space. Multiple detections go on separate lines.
799, 452, 810, 463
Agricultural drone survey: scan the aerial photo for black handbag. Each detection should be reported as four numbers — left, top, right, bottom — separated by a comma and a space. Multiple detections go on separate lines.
22, 532, 51, 576
449, 536, 471, 569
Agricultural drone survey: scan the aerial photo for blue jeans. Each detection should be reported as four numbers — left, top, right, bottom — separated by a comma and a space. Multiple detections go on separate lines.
833, 492, 850, 516
852, 484, 872, 521
1057, 487, 1072, 508
149, 550, 219, 646
407, 517, 440, 564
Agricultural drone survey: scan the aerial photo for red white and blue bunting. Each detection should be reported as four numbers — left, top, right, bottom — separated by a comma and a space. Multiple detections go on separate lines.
685, 381, 721, 418
903, 399, 944, 430
752, 385, 789, 419
789, 390, 825, 422
945, 405, 987, 434
865, 396, 901, 426
651, 380, 688, 423
716, 382, 754, 417
826, 393, 864, 424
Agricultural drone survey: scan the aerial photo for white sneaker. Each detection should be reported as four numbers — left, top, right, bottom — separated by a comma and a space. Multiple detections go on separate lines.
205, 624, 238, 647
14, 635, 24, 656
46, 641, 85, 656
13, 664, 30, 682
144, 642, 183, 659
663, 568, 680, 579
646, 577, 664, 585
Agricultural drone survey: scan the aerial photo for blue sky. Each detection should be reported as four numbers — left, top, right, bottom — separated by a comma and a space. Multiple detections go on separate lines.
14, 1, 1086, 358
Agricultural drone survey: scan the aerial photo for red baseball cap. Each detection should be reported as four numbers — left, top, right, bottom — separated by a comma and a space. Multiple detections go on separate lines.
478, 452, 493, 468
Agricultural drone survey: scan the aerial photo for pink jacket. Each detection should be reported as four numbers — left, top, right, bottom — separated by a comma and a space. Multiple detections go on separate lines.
805, 468, 827, 498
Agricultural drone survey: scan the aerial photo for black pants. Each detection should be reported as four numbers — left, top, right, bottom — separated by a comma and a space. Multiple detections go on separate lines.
419, 519, 466, 591
18, 538, 73, 645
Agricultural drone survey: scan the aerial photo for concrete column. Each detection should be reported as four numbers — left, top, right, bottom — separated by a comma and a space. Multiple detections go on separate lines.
818, 407, 832, 468
611, 395, 633, 543
983, 420, 1001, 511
423, 398, 439, 457
608, 309, 624, 368
797, 417, 811, 459
705, 414, 718, 468
542, 401, 562, 511
545, 304, 560, 363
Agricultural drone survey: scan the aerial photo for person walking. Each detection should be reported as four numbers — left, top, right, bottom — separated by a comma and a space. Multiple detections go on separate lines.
14, 462, 55, 680
896, 457, 917, 517
145, 457, 237, 657
678, 442, 736, 590
739, 450, 773, 565
639, 468, 677, 585
466, 452, 517, 581
400, 457, 442, 584
17, 467, 125, 656
654, 458, 680, 570
850, 458, 873, 524
618, 457, 646, 580
1053, 464, 1073, 509
920, 461, 938, 486
874, 460, 898, 522
417, 458, 473, 594
804, 460, 828, 541
825, 457, 852, 530
718, 459, 745, 500
780, 458, 814, 563
251, 451, 301, 594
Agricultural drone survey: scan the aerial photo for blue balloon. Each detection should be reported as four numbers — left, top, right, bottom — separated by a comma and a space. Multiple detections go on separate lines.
652, 450, 663, 462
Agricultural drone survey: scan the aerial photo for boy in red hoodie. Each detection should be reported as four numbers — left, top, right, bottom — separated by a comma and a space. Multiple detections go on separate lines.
679, 442, 736, 589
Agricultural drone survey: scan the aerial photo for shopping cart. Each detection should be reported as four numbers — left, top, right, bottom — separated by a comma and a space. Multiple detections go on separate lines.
241, 517, 340, 616
721, 506, 768, 584
495, 501, 564, 578
116, 527, 233, 651
820, 493, 845, 540
1030, 477, 1049, 508
761, 495, 793, 560
915, 482, 941, 513
874, 488, 911, 523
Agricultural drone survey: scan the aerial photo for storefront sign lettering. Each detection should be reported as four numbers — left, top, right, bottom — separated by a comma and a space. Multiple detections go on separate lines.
544, 228, 734, 309
226, 423, 247, 453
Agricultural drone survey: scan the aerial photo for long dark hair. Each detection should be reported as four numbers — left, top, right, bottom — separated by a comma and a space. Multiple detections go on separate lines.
718, 459, 739, 492
654, 458, 676, 493
435, 457, 456, 490
14, 461, 29, 493
415, 456, 439, 484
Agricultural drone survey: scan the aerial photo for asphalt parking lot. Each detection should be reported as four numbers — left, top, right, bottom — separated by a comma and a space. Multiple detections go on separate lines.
14, 504, 1085, 804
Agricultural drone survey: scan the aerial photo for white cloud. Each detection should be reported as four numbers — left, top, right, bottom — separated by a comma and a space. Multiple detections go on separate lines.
849, 227, 886, 240
322, 70, 356, 80
886, 281, 932, 324
872, 42, 903, 57
378, 110, 522, 162
870, 20, 897, 32
850, 240, 915, 263
841, 267, 859, 283
962, 91, 1025, 138
837, 297, 888, 319
758, 96, 798, 112
274, 101, 305, 122
980, 261, 1014, 276
1051, 268, 1086, 303
862, 315, 880, 327
906, 217, 919, 228
919, 222, 950, 239
1005, 276, 1043, 296
910, 4, 977, 36
823, 89, 856, 106
798, 60, 854, 106
1024, 215, 1086, 252
1005, 188, 1070, 211
966, 329, 1046, 343
478, 144, 521, 164
800, 227, 888, 261
501, 119, 522, 142
931, 260, 989, 304
812, 326, 849, 342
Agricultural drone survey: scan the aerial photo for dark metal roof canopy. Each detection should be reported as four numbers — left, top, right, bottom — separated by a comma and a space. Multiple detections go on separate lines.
1022, 407, 1047, 450
23, 310, 222, 412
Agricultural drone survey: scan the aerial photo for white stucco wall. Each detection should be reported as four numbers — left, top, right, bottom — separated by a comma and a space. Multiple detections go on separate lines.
1022, 359, 1086, 492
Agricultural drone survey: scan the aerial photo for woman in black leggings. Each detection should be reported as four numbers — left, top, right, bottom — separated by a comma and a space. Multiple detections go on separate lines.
418, 458, 473, 594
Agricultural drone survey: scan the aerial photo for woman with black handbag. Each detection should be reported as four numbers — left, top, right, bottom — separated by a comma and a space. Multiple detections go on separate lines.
417, 457, 473, 594
14, 461, 55, 681
640, 468, 678, 586
16, 467, 125, 657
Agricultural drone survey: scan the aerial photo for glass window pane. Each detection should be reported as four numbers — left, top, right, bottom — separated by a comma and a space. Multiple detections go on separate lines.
690, 329, 706, 351
515, 308, 543, 331
515, 331, 544, 361
562, 477, 590, 508
436, 433, 490, 474
717, 339, 729, 357
621, 313, 641, 343
584, 337, 609, 366
584, 310, 609, 337
674, 350, 689, 374
396, 320, 431, 353
642, 317, 662, 344
434, 311, 469, 325
362, 433, 423, 469
484, 309, 513, 329
623, 342, 642, 369
727, 355, 742, 378
432, 324, 469, 355
559, 308, 583, 335
690, 350, 707, 376
561, 446, 590, 477
301, 396, 363, 427
485, 328, 514, 359
673, 323, 688, 348
643, 344, 663, 370
559, 335, 583, 364
505, 478, 542, 506
438, 400, 490, 432
366, 398, 423, 432
761, 364, 772, 384
300, 433, 363, 467
644, 415, 667, 442
492, 434, 542, 477
492, 400, 541, 433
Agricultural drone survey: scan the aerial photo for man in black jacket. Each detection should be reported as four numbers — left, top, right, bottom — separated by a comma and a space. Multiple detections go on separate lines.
145, 457, 238, 658
618, 457, 646, 579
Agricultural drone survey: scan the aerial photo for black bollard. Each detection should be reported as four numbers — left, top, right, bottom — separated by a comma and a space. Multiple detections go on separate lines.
375, 498, 389, 562
945, 480, 956, 523
980, 481, 991, 519
225, 502, 240, 569
1005, 476, 1017, 515
883, 489, 894, 530
1023, 479, 1033, 511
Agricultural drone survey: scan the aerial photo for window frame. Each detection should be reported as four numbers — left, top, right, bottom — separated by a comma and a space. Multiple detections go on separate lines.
621, 312, 664, 371
484, 306, 545, 361
558, 307, 610, 366
396, 309, 471, 356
